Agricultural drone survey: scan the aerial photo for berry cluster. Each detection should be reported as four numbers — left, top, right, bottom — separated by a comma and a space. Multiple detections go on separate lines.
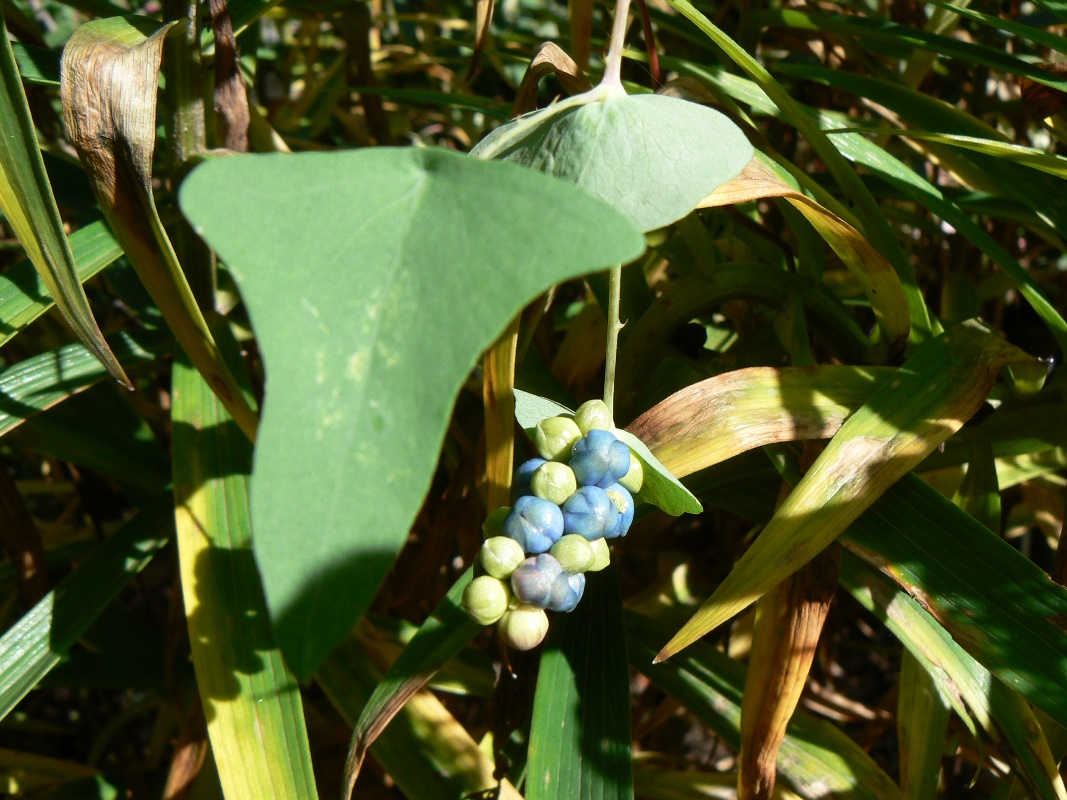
462, 399, 644, 650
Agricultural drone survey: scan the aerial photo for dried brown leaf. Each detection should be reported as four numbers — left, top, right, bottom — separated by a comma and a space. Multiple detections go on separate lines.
513, 42, 593, 115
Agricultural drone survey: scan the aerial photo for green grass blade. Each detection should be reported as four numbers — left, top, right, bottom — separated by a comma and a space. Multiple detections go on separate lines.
0, 330, 165, 439
0, 220, 123, 350
340, 569, 481, 795
528, 566, 633, 800
12, 41, 58, 86
897, 652, 951, 800
627, 611, 903, 800
171, 349, 318, 799
657, 322, 1040, 660
841, 475, 1067, 727
663, 0, 931, 343
841, 553, 1067, 799
0, 9, 129, 386
0, 493, 173, 721
757, 9, 1067, 91
926, 1, 1067, 56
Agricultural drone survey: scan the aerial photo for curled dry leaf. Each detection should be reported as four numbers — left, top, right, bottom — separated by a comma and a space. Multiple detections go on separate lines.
209, 0, 250, 151
513, 42, 593, 115
466, 0, 494, 80
699, 155, 910, 356
0, 8, 130, 387
60, 16, 258, 441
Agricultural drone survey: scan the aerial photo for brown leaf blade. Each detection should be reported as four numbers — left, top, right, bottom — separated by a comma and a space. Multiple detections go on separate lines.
60, 16, 258, 441
513, 42, 593, 115
739, 539, 839, 800
0, 7, 130, 386
700, 156, 911, 356
656, 321, 1041, 662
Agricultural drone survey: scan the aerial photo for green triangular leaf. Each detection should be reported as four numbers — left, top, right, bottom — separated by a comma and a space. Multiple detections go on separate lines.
179, 147, 645, 678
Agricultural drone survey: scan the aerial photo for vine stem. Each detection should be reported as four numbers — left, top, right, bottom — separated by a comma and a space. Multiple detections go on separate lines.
602, 0, 631, 422
601, 0, 632, 91
604, 264, 623, 422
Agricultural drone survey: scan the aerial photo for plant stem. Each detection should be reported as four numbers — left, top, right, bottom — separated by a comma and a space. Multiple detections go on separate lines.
601, 0, 632, 90
603, 264, 623, 422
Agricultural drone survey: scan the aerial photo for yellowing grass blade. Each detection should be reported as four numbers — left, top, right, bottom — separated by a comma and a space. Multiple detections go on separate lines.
60, 16, 258, 442
897, 651, 950, 800
700, 155, 910, 355
0, 7, 129, 387
656, 321, 1041, 662
739, 544, 839, 800
172, 349, 317, 799
483, 317, 520, 510
627, 365, 894, 479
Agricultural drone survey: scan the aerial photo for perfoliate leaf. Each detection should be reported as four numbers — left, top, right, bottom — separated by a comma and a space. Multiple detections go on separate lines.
179, 147, 644, 678
472, 90, 753, 232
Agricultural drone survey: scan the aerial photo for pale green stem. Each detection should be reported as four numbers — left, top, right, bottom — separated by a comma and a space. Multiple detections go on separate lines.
601, 0, 632, 91
603, 264, 623, 422
601, 0, 631, 421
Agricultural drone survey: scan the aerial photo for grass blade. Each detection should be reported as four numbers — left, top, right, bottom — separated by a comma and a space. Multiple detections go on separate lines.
528, 565, 633, 800
0, 330, 165, 440
700, 155, 909, 355
172, 347, 317, 799
341, 569, 481, 796
0, 8, 129, 386
897, 651, 950, 800
628, 365, 894, 478
0, 493, 173, 721
657, 322, 1040, 660
628, 611, 903, 800
0, 220, 123, 350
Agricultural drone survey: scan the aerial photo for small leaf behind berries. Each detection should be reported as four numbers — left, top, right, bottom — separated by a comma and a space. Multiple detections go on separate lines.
514, 389, 702, 516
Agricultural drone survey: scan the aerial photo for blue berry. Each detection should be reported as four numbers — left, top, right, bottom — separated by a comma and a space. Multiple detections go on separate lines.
512, 457, 547, 501
604, 483, 634, 538
570, 429, 631, 489
547, 571, 586, 613
561, 485, 619, 541
511, 553, 564, 608
503, 495, 564, 554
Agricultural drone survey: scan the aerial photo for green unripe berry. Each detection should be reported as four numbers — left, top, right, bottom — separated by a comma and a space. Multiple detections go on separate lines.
535, 416, 582, 462
480, 536, 526, 579
618, 452, 644, 493
498, 604, 550, 651
462, 576, 511, 625
531, 462, 577, 505
482, 506, 510, 540
550, 534, 595, 573
574, 399, 613, 434
587, 537, 611, 572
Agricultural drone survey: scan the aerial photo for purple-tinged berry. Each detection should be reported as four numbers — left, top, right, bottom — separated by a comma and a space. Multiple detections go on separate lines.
503, 495, 565, 554
570, 429, 631, 489
535, 416, 582, 462
604, 484, 635, 538
511, 554, 564, 608
547, 572, 586, 613
561, 485, 619, 541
